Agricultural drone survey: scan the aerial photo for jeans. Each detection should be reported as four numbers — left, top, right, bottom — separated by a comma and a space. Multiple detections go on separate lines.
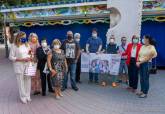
128, 58, 139, 90
140, 62, 150, 94
89, 72, 98, 82
119, 59, 128, 75
63, 63, 77, 89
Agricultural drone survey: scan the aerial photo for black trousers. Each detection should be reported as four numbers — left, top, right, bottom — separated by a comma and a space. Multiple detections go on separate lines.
76, 61, 81, 82
128, 58, 139, 90
40, 71, 53, 95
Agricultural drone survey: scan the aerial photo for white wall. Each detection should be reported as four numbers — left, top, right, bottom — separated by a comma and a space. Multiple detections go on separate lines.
106, 0, 143, 45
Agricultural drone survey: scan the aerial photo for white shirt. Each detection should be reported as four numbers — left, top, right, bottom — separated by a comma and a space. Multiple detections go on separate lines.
9, 44, 31, 61
131, 46, 137, 58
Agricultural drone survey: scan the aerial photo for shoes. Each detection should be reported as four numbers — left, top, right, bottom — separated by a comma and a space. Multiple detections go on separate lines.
49, 89, 55, 93
139, 94, 147, 98
55, 95, 60, 99
136, 91, 143, 96
61, 87, 67, 91
76, 81, 82, 84
33, 91, 41, 95
42, 93, 46, 96
112, 82, 118, 87
27, 98, 32, 102
59, 93, 63, 97
21, 98, 27, 104
72, 87, 79, 91
95, 81, 99, 85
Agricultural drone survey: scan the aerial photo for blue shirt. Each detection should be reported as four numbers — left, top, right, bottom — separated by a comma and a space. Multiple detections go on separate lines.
86, 37, 102, 53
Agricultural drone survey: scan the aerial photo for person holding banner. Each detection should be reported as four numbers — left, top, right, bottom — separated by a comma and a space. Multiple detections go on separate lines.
9, 31, 32, 104
86, 28, 103, 84
36, 38, 54, 96
118, 37, 128, 84
122, 35, 142, 93
136, 35, 157, 98
106, 35, 119, 87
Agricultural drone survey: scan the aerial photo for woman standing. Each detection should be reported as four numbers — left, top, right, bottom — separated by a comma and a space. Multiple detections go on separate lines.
47, 39, 67, 99
9, 31, 32, 104
122, 35, 142, 92
28, 33, 41, 95
136, 35, 157, 98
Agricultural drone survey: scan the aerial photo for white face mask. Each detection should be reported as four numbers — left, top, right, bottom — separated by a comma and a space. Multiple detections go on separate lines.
54, 45, 60, 49
92, 33, 97, 38
75, 38, 80, 42
142, 39, 145, 44
41, 42, 47, 48
110, 39, 115, 43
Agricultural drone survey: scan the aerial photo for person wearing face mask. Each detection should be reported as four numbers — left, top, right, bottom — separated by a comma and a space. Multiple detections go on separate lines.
28, 33, 41, 95
118, 37, 128, 84
61, 31, 80, 91
86, 28, 103, 84
106, 35, 119, 87
36, 38, 54, 96
74, 33, 82, 83
136, 35, 157, 98
47, 39, 67, 99
9, 31, 32, 104
122, 35, 142, 93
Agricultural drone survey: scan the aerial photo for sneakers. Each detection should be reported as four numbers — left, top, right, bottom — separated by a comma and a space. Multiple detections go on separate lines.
59, 93, 63, 97
55, 95, 60, 100
112, 82, 118, 87
139, 93, 147, 98
72, 87, 79, 91
21, 98, 27, 104
27, 98, 32, 102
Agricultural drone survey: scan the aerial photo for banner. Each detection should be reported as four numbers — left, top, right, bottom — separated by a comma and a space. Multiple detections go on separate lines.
81, 53, 121, 75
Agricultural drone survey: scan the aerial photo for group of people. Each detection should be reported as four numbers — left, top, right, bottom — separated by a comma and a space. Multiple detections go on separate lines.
9, 28, 157, 104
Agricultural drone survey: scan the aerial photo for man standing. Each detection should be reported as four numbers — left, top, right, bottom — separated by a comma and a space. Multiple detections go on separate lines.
106, 35, 119, 87
118, 37, 128, 84
86, 28, 103, 84
61, 31, 80, 91
74, 33, 82, 83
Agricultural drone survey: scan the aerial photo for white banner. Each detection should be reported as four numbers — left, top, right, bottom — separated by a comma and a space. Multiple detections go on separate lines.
81, 53, 121, 75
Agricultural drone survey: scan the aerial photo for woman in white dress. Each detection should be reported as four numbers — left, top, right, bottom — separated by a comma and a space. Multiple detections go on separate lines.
9, 31, 32, 104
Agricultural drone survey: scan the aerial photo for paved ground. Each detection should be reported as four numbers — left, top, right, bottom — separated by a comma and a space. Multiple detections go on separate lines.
0, 45, 165, 114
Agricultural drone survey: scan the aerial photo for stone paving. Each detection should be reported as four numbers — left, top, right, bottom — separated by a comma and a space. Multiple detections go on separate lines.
0, 45, 165, 114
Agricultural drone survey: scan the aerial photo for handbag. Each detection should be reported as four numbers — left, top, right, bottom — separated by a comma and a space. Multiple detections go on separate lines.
24, 62, 37, 76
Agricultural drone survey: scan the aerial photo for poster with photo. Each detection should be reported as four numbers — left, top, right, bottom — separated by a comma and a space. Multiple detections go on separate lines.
81, 53, 121, 75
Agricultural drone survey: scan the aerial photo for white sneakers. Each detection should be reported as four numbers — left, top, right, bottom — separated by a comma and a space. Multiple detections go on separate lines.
21, 98, 32, 104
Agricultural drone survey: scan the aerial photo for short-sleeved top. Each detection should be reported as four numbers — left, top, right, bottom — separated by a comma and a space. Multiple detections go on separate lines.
106, 44, 119, 54
138, 45, 157, 62
119, 44, 127, 59
86, 37, 102, 53
61, 39, 80, 64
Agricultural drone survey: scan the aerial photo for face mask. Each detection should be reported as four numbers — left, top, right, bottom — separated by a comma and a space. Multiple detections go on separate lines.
75, 38, 80, 42
54, 45, 60, 49
132, 38, 139, 44
41, 42, 47, 48
110, 39, 115, 43
67, 35, 73, 40
92, 33, 97, 38
20, 37, 27, 43
142, 39, 145, 44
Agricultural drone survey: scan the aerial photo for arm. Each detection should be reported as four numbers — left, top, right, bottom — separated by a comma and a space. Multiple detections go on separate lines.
97, 38, 103, 53
47, 52, 56, 76
86, 44, 90, 53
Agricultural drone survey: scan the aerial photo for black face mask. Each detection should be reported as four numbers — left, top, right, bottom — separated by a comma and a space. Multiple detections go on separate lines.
67, 35, 73, 40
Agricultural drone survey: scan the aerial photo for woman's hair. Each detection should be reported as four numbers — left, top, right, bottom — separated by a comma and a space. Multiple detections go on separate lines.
144, 35, 156, 46
14, 31, 28, 47
28, 33, 39, 42
52, 39, 61, 46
